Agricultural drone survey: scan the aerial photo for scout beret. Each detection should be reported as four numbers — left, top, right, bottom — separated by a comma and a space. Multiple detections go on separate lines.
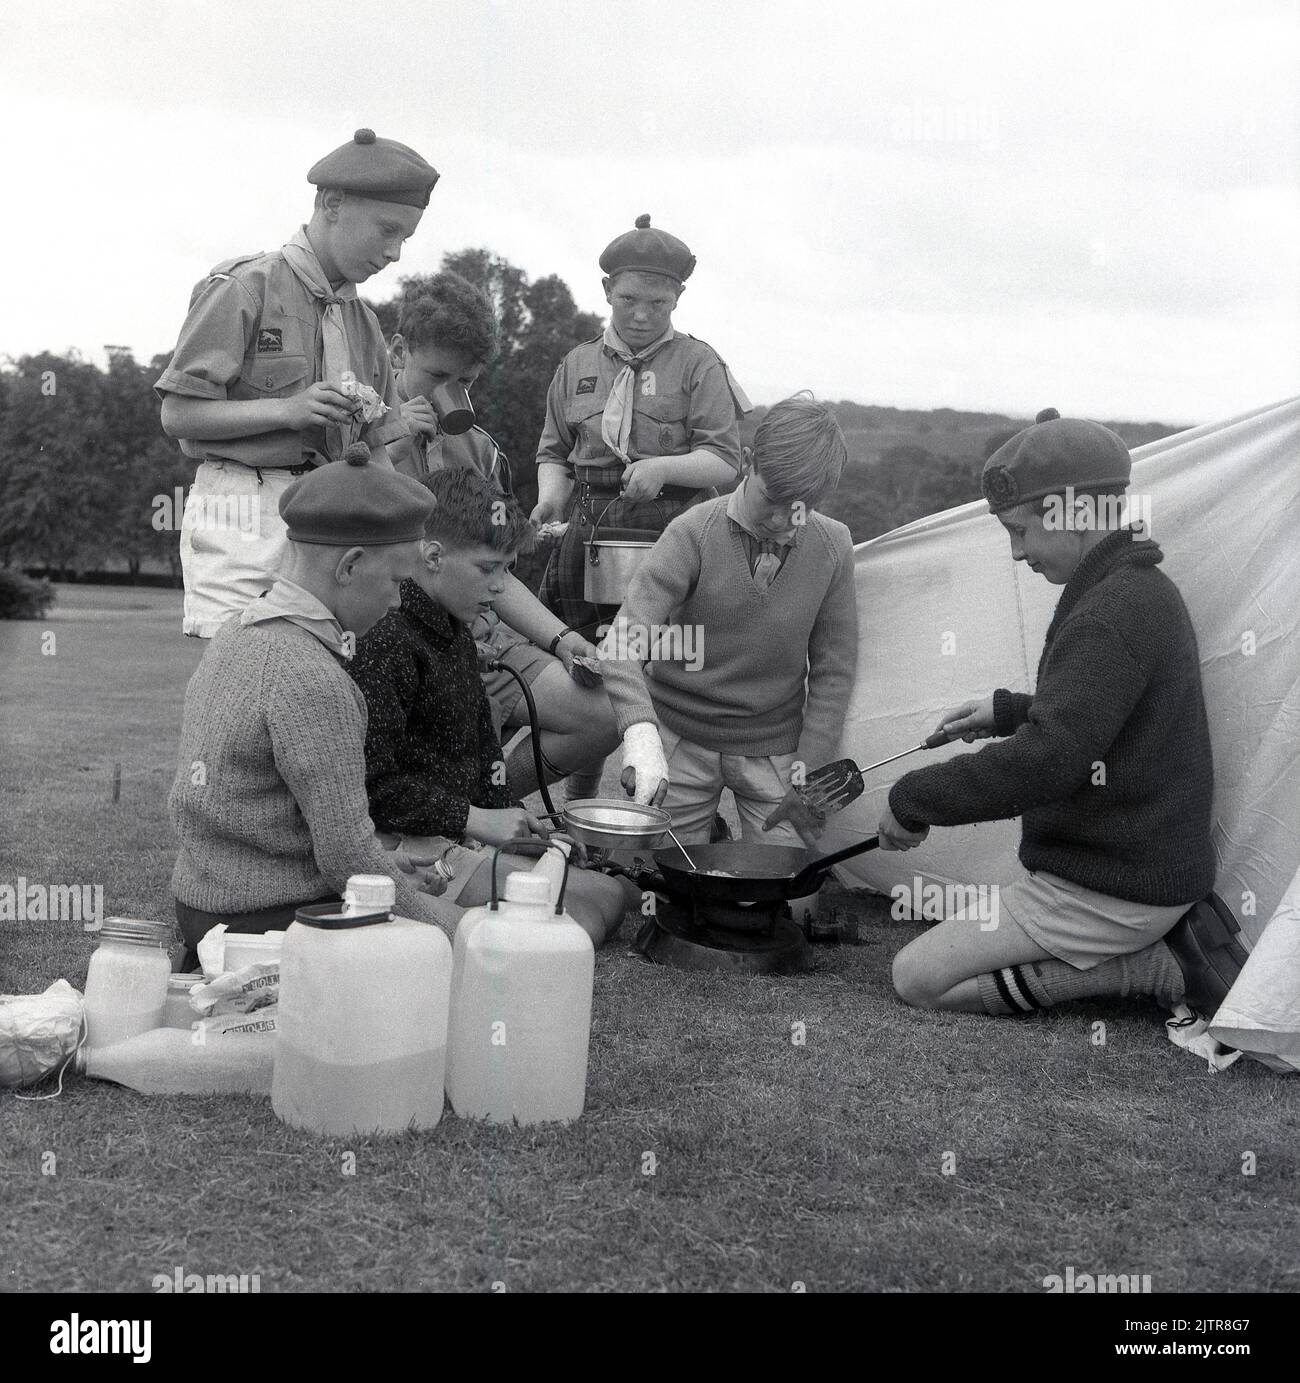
981, 410, 1132, 513
599, 214, 696, 284
307, 128, 439, 209
280, 444, 434, 545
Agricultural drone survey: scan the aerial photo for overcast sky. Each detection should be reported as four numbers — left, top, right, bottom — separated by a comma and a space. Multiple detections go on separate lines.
3, 0, 1297, 423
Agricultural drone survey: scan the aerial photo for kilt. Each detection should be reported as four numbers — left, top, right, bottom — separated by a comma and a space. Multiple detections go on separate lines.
537, 470, 708, 637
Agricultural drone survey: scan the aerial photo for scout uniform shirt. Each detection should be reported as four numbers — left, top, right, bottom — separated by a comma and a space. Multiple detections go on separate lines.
535, 330, 744, 484
402, 422, 513, 495
155, 230, 408, 468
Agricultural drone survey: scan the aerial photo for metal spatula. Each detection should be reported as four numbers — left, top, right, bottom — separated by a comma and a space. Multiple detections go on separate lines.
796, 729, 957, 821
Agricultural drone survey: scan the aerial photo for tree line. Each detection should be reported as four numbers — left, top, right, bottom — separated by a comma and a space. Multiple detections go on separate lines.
0, 249, 601, 584
0, 245, 1177, 586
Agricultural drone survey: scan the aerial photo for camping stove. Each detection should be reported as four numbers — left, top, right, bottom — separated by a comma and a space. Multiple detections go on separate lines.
632, 890, 810, 974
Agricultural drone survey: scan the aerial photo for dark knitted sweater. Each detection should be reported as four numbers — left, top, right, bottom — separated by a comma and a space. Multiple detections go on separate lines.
889, 531, 1215, 905
349, 579, 510, 839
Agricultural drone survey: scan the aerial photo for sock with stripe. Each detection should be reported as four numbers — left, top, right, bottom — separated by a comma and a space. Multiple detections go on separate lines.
976, 940, 1186, 1016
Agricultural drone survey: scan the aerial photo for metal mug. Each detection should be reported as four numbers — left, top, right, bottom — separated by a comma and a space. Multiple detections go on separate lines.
428, 380, 475, 435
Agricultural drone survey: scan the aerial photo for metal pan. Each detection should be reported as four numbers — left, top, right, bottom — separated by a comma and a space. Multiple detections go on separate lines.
646, 835, 881, 904
553, 798, 673, 852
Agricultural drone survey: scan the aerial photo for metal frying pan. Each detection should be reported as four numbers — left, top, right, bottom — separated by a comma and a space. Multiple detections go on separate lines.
641, 835, 880, 904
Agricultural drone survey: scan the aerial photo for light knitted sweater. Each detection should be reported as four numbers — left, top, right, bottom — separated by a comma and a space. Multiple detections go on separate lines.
168, 615, 460, 935
601, 497, 858, 763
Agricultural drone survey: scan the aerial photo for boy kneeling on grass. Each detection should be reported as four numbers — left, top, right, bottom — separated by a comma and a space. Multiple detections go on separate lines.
348, 468, 627, 947
880, 410, 1245, 1020
168, 444, 460, 967
605, 394, 857, 844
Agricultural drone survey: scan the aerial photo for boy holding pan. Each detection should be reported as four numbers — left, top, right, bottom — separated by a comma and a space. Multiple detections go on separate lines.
879, 410, 1245, 1021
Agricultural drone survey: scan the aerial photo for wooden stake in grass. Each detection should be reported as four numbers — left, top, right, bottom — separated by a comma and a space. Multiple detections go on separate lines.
111, 761, 121, 804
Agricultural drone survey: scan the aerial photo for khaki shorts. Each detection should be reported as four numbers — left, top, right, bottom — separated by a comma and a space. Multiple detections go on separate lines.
180, 461, 298, 638
479, 632, 553, 726
657, 726, 805, 848
1001, 870, 1189, 971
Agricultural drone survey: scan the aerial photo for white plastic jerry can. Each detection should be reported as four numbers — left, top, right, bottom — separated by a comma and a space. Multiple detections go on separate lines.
446, 845, 595, 1125
272, 875, 452, 1136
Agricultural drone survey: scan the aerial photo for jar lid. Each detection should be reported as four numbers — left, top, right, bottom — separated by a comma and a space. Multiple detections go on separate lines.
344, 874, 396, 910
100, 917, 172, 946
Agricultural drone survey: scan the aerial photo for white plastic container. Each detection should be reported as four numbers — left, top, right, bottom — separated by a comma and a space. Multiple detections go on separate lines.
80, 1026, 274, 1095
82, 918, 172, 1052
531, 840, 572, 906
222, 930, 285, 972
272, 875, 452, 1137
446, 855, 595, 1125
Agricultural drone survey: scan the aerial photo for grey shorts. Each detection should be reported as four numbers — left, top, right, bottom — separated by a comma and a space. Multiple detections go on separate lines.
479, 635, 553, 725
1002, 870, 1189, 971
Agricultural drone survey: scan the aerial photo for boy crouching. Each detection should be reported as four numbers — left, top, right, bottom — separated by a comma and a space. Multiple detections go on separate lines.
349, 468, 627, 946
168, 443, 460, 966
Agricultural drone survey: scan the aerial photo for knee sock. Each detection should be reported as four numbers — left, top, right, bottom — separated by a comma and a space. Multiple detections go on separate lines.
505, 733, 571, 802
977, 941, 1186, 1016
565, 757, 607, 802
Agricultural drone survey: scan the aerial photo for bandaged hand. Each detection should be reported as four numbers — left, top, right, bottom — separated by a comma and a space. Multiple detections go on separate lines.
620, 722, 669, 806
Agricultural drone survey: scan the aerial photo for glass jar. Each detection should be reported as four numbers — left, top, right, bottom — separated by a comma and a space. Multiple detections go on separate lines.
161, 973, 203, 1030
83, 918, 172, 1051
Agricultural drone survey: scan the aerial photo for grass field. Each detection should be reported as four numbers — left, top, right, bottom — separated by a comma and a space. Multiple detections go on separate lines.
1, 586, 1297, 1293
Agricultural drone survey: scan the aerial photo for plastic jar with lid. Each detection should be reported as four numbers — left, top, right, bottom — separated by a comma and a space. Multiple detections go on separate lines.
83, 918, 172, 1051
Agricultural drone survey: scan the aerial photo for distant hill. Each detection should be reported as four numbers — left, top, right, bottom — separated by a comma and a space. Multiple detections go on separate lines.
738, 402, 1186, 544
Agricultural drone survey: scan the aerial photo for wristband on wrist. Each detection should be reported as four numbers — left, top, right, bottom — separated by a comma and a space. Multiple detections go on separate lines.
547, 628, 574, 657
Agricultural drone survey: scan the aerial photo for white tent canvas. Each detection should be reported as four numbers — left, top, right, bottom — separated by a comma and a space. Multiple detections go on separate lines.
824, 397, 1300, 1067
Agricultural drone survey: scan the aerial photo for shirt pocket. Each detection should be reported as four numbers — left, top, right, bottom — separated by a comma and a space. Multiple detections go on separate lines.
239, 354, 310, 397
564, 397, 608, 461
633, 392, 690, 455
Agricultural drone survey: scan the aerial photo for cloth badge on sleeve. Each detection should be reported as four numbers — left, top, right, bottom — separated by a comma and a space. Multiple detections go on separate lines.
576, 377, 597, 395
257, 328, 283, 353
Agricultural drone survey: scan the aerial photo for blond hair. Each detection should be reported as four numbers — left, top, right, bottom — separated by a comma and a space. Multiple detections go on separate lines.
751, 393, 847, 505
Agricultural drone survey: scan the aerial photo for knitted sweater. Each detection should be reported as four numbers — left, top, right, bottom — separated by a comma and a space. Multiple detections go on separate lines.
348, 579, 511, 839
167, 615, 460, 934
601, 497, 858, 763
889, 531, 1216, 905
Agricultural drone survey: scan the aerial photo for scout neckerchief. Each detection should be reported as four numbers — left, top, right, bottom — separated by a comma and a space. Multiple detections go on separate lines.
281, 228, 355, 461
241, 577, 353, 660
726, 482, 798, 592
599, 324, 677, 464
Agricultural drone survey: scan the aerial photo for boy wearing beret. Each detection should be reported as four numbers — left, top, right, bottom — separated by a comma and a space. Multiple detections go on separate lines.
156, 128, 439, 638
389, 271, 619, 799
530, 215, 750, 804
168, 444, 461, 964
882, 411, 1244, 1020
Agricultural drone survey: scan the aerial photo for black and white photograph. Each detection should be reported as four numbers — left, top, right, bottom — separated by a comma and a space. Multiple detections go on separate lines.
1, 0, 1297, 1336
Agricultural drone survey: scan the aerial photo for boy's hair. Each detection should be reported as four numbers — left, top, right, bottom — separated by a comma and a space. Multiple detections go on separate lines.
421, 467, 533, 555
396, 271, 499, 364
751, 393, 848, 504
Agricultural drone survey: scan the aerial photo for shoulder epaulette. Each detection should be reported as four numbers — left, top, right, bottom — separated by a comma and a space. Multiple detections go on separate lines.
206, 251, 270, 282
